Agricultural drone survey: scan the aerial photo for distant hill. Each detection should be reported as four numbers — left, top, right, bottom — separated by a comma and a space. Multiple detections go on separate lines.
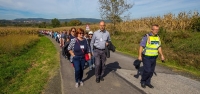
13, 18, 108, 23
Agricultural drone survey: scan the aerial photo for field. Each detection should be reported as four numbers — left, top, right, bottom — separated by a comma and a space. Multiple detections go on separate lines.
0, 11, 200, 93
0, 27, 59, 93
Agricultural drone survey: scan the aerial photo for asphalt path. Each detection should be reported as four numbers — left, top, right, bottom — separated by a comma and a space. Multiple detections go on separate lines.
44, 36, 200, 94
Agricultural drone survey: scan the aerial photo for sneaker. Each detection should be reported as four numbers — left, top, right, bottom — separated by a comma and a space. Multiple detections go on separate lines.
75, 83, 79, 88
80, 81, 84, 86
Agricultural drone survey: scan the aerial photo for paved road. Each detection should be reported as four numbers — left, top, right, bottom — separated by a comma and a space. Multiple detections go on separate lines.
45, 36, 200, 94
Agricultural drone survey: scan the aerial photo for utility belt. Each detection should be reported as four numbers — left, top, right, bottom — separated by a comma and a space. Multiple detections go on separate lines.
142, 54, 158, 59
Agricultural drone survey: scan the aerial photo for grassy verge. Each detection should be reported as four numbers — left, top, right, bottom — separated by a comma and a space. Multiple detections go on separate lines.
111, 31, 200, 77
0, 35, 59, 94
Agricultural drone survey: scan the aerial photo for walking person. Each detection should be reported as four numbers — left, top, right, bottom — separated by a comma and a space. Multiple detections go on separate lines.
138, 24, 165, 88
68, 28, 91, 88
90, 21, 111, 83
68, 27, 77, 66
87, 31, 95, 70
61, 30, 69, 58
68, 27, 76, 42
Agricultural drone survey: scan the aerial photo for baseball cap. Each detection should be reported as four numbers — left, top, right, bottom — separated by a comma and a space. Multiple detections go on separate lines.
88, 31, 93, 34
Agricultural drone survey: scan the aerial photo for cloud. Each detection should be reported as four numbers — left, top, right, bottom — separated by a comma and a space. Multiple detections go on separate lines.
130, 0, 200, 19
0, 0, 199, 20
0, 0, 100, 19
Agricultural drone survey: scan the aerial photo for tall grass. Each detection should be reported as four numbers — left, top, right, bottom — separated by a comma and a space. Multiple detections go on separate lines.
111, 29, 200, 76
0, 27, 39, 36
106, 11, 200, 76
115, 11, 199, 32
0, 27, 59, 93
0, 35, 39, 55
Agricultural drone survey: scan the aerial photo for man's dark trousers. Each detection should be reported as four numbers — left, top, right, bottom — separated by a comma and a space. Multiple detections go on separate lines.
141, 56, 157, 85
93, 49, 106, 79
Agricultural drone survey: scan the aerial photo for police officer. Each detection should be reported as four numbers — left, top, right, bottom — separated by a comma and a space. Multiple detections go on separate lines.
90, 21, 111, 83
138, 24, 165, 88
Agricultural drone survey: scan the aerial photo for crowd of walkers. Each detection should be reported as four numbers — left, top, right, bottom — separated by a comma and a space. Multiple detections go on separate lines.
41, 21, 113, 88
41, 20, 165, 89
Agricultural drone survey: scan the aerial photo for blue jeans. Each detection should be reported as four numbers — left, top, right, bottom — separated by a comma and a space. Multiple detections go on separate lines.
73, 55, 85, 82
88, 56, 95, 68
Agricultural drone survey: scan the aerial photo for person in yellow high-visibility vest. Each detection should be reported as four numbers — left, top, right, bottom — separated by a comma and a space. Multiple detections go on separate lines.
138, 24, 165, 89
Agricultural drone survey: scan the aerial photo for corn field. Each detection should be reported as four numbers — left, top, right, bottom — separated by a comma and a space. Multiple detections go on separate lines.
0, 27, 40, 36
0, 27, 40, 55
116, 11, 200, 32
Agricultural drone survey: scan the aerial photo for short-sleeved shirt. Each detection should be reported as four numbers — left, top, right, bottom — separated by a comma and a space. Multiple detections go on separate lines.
140, 32, 161, 54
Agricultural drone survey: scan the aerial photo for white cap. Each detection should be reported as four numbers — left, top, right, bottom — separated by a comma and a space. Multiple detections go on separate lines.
88, 31, 93, 34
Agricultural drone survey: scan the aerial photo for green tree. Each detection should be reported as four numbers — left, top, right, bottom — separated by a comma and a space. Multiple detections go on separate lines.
64, 21, 68, 26
38, 22, 46, 28
67, 20, 82, 26
98, 0, 133, 34
51, 18, 60, 28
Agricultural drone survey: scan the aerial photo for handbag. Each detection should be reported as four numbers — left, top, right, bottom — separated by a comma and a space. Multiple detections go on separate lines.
76, 38, 89, 61
84, 54, 89, 61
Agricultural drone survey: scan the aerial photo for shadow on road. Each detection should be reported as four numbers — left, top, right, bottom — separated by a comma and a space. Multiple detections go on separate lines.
83, 61, 121, 82
103, 61, 121, 77
83, 68, 95, 82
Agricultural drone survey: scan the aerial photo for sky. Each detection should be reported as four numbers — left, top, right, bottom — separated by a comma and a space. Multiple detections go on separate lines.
0, 0, 200, 20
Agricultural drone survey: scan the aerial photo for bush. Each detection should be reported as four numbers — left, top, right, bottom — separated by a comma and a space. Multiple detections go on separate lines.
191, 17, 200, 32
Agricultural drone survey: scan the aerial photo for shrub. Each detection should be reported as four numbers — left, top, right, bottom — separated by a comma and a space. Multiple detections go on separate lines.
191, 17, 200, 32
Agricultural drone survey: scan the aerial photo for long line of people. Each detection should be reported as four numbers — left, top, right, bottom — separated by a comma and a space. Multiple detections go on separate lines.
42, 21, 116, 88
47, 27, 95, 88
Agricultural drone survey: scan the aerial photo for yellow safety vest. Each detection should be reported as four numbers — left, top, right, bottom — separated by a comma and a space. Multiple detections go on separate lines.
144, 35, 161, 56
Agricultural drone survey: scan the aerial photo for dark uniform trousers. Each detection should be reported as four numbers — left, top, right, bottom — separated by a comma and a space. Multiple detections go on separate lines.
141, 55, 157, 85
93, 49, 107, 79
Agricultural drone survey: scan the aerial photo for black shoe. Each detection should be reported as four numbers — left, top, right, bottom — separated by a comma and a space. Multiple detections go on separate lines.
96, 78, 100, 83
141, 83, 146, 88
146, 84, 154, 88
100, 77, 104, 81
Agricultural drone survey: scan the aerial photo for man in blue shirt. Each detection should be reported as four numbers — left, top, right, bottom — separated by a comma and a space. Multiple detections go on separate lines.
138, 24, 165, 88
90, 21, 111, 83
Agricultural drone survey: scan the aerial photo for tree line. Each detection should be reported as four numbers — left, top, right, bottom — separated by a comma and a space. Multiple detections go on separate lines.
0, 18, 83, 28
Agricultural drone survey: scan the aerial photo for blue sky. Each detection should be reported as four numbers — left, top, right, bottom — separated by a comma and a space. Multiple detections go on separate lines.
0, 0, 199, 20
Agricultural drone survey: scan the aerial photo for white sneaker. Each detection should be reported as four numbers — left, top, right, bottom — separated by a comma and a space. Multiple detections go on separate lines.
80, 81, 84, 86
75, 83, 79, 88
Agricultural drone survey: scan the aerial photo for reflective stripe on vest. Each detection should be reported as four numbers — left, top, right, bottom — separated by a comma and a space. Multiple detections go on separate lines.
144, 35, 161, 56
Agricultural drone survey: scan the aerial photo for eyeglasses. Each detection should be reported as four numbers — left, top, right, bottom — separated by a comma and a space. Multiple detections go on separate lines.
71, 31, 75, 32
89, 34, 93, 35
79, 33, 84, 35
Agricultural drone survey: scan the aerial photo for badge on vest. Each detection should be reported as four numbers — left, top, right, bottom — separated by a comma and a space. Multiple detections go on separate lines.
80, 45, 84, 49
